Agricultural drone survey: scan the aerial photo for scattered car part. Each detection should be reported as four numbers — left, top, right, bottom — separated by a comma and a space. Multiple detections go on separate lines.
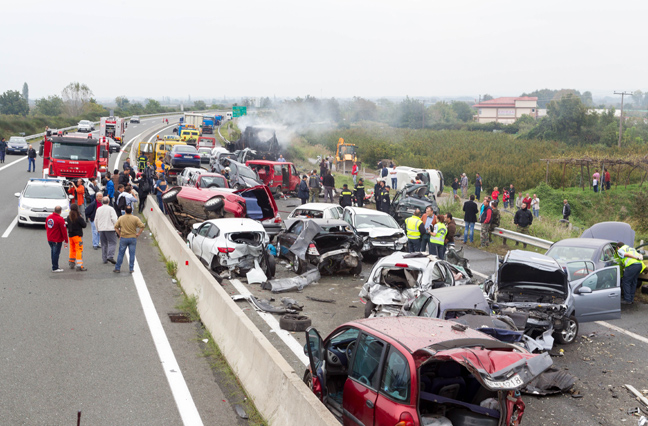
231, 294, 297, 314
261, 269, 321, 293
281, 297, 304, 311
279, 314, 312, 332
306, 296, 336, 304
233, 404, 248, 419
521, 367, 577, 395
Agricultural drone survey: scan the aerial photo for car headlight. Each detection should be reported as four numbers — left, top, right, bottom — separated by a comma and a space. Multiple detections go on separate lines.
20, 203, 31, 210
395, 243, 403, 250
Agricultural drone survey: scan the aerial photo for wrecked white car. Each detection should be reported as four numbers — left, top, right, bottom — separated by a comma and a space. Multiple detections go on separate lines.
485, 250, 621, 347
359, 252, 473, 318
187, 218, 276, 280
342, 206, 407, 259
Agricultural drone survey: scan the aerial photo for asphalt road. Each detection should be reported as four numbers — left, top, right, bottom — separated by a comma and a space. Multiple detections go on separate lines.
0, 117, 245, 425
224, 195, 648, 426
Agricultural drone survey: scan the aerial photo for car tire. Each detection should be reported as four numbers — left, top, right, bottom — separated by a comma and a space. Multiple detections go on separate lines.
351, 261, 362, 276
555, 315, 578, 344
265, 253, 276, 278
364, 300, 376, 318
303, 370, 314, 391
292, 257, 307, 274
204, 196, 224, 212
279, 314, 311, 332
161, 187, 181, 203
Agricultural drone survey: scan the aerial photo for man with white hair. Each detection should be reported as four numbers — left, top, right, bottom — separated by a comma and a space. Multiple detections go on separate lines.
460, 173, 468, 198
95, 195, 118, 264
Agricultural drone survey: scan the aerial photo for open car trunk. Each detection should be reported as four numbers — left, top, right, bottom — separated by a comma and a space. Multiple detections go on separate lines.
416, 345, 552, 426
234, 185, 277, 222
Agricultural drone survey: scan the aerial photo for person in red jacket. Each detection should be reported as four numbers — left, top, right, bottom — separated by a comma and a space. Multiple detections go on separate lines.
46, 206, 69, 272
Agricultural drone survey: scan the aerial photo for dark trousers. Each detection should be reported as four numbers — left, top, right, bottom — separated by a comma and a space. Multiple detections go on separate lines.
48, 241, 62, 270
100, 231, 117, 262
300, 197, 308, 205
407, 239, 421, 253
0, 151, 5, 162
621, 263, 642, 302
28, 157, 35, 171
475, 187, 481, 200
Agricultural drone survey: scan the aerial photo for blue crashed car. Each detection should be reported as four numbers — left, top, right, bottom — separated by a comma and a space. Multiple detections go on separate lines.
7, 136, 28, 155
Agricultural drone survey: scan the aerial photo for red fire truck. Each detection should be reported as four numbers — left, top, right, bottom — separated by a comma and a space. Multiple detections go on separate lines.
39, 131, 110, 180
100, 116, 126, 144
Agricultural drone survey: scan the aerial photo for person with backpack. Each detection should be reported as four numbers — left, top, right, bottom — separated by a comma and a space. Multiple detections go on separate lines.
105, 172, 115, 203
134, 173, 150, 213
67, 204, 87, 271
116, 184, 137, 216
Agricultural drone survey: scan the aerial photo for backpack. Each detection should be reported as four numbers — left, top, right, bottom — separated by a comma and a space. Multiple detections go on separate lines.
117, 193, 127, 212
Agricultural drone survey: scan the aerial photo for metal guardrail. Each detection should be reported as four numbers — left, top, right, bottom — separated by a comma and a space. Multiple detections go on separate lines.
217, 120, 230, 144
454, 218, 554, 250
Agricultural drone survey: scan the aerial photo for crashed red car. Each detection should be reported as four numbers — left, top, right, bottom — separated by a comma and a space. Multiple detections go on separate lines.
162, 185, 283, 239
304, 317, 551, 426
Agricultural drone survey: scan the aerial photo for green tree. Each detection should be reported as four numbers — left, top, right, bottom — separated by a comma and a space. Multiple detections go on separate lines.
115, 96, 130, 109
62, 82, 93, 116
22, 83, 29, 104
529, 94, 588, 143
482, 94, 494, 101
632, 90, 644, 109
82, 99, 108, 119
397, 96, 425, 128
193, 100, 207, 110
34, 95, 64, 116
0, 90, 30, 116
581, 91, 594, 107
450, 101, 474, 122
428, 101, 457, 125
349, 97, 377, 122
324, 98, 341, 122
145, 99, 162, 114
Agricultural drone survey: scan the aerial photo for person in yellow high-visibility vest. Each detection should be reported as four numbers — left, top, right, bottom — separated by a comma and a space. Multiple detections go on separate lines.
428, 214, 448, 259
404, 209, 426, 253
616, 243, 646, 305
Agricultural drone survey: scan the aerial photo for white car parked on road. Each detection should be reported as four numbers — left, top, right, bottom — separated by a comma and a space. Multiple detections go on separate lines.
15, 178, 71, 226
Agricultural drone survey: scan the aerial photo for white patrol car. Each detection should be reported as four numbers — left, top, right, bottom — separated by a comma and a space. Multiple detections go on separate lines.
15, 178, 71, 226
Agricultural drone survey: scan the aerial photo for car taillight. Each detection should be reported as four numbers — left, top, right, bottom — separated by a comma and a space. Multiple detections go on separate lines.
274, 212, 282, 223
218, 247, 235, 253
395, 263, 409, 268
394, 412, 415, 426
307, 243, 319, 256
174, 154, 182, 158
311, 375, 322, 400
194, 155, 200, 159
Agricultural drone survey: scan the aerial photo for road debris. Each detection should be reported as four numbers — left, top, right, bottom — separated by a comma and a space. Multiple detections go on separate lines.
626, 384, 648, 408
306, 295, 336, 303
521, 367, 577, 395
262, 268, 320, 293
231, 294, 298, 314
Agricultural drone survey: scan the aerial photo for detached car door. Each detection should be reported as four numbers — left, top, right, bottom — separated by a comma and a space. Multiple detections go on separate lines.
572, 266, 621, 322
343, 333, 387, 426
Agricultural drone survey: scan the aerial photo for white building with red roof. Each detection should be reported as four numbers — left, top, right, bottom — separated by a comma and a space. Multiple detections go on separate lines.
472, 96, 538, 124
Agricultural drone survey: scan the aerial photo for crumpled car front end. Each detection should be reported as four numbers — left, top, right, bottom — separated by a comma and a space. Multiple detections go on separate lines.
358, 228, 407, 257
313, 233, 363, 274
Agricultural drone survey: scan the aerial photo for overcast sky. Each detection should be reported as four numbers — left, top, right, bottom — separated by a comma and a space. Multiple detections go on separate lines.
2, 0, 647, 102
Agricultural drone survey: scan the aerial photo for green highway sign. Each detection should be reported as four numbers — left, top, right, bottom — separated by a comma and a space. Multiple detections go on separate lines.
232, 106, 247, 117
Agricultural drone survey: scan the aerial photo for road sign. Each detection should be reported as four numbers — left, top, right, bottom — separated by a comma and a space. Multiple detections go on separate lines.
232, 106, 247, 117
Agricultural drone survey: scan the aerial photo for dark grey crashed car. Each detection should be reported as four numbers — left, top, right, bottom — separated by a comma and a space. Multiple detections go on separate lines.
276, 219, 363, 275
389, 184, 439, 225
485, 250, 621, 347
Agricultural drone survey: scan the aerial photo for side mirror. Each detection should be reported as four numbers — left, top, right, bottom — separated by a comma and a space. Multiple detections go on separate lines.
191, 229, 198, 235
577, 286, 592, 295
14, 193, 20, 198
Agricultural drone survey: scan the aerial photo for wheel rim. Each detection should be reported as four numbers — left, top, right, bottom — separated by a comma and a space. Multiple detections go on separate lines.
561, 320, 577, 342
292, 259, 300, 273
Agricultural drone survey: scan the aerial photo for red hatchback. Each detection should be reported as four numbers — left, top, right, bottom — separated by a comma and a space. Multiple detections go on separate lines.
245, 160, 300, 194
304, 317, 551, 426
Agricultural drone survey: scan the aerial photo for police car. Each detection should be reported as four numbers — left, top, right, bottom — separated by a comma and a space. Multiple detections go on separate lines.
14, 178, 71, 226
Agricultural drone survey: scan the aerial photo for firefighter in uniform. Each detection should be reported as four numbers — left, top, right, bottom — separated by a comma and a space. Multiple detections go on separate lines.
354, 179, 365, 207
404, 209, 426, 253
339, 184, 353, 208
137, 154, 147, 172
616, 243, 646, 304
428, 214, 447, 259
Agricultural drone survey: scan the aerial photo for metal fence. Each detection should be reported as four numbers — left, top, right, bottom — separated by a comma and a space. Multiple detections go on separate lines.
454, 218, 554, 250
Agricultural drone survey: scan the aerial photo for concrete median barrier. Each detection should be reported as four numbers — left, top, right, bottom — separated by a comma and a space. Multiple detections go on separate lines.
143, 196, 339, 425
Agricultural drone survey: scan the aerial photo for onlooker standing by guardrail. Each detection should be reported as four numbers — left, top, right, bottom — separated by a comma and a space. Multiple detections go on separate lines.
489, 200, 500, 244
462, 195, 478, 244
514, 202, 533, 248
531, 194, 540, 218
475, 173, 482, 200
479, 199, 492, 247
460, 173, 468, 198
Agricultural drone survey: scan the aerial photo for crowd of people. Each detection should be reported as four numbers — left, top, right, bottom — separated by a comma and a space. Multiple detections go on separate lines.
45, 157, 164, 274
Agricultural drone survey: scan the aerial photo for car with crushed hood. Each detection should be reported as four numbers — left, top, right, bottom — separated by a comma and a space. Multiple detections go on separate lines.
303, 317, 552, 426
187, 218, 275, 280
360, 252, 473, 318
389, 183, 439, 226
212, 158, 262, 189
485, 250, 621, 347
276, 219, 363, 275
161, 184, 283, 240
341, 206, 407, 259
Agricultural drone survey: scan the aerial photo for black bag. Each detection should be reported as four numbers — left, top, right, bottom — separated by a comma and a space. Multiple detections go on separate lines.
117, 193, 127, 212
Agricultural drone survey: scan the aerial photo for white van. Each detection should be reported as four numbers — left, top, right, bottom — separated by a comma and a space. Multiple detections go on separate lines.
423, 169, 444, 197
226, 112, 233, 120
393, 167, 436, 195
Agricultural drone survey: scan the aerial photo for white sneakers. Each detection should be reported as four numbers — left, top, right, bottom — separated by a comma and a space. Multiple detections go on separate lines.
53, 269, 64, 273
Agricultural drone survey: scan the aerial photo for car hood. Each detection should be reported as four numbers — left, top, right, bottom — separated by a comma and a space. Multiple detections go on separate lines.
581, 221, 634, 247
415, 345, 552, 391
289, 220, 361, 260
498, 258, 568, 298
21, 197, 69, 210
357, 227, 404, 239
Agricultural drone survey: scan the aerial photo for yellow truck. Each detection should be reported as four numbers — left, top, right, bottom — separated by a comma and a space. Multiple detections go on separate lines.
154, 140, 187, 173
180, 127, 200, 146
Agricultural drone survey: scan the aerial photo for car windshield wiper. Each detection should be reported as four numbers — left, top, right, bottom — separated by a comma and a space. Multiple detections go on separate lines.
369, 220, 390, 227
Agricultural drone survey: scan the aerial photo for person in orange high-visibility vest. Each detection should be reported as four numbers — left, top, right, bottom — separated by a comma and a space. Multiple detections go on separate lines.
66, 204, 87, 271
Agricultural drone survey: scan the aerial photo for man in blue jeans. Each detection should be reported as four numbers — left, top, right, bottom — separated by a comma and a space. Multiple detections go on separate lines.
27, 144, 37, 172
462, 194, 478, 243
113, 206, 145, 273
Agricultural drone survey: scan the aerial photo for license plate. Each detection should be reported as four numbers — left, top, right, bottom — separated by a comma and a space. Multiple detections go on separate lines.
184, 155, 193, 159
484, 374, 523, 389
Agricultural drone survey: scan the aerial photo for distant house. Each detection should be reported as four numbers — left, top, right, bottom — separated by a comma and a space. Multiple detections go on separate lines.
473, 96, 538, 124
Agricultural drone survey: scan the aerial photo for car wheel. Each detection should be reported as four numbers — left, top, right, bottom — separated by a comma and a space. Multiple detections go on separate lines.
555, 316, 579, 344
204, 196, 224, 212
364, 300, 376, 318
161, 187, 181, 203
292, 257, 306, 274
351, 261, 362, 276
279, 314, 312, 332
265, 253, 276, 278
303, 370, 314, 390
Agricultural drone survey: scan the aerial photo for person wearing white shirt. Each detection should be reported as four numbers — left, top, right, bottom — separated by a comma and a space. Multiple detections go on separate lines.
531, 194, 540, 218
389, 166, 398, 190
95, 196, 119, 264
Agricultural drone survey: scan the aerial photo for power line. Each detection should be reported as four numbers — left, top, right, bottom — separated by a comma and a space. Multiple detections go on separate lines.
614, 91, 633, 147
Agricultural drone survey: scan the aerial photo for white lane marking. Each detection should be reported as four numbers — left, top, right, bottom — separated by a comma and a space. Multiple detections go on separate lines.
0, 156, 27, 172
229, 278, 310, 366
128, 253, 204, 425
596, 321, 648, 346
115, 129, 148, 168
1, 216, 18, 238
147, 124, 178, 142
472, 270, 488, 279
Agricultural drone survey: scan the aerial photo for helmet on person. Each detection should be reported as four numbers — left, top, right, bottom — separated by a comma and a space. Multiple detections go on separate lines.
224, 167, 230, 173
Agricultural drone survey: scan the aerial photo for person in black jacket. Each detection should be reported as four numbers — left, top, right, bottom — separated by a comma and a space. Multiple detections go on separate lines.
374, 180, 383, 210
67, 204, 88, 271
339, 184, 353, 207
27, 144, 37, 172
462, 195, 478, 243
562, 199, 571, 220
354, 178, 365, 207
322, 170, 335, 203
297, 175, 309, 205
514, 202, 533, 248
378, 185, 391, 213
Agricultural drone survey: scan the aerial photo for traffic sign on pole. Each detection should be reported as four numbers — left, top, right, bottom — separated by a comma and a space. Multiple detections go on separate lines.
232, 106, 247, 117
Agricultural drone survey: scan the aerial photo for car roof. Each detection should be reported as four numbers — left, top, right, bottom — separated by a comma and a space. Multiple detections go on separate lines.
345, 206, 390, 216
172, 145, 197, 151
292, 203, 336, 211
26, 178, 65, 186
291, 218, 349, 227
247, 160, 292, 166
374, 252, 433, 268
353, 317, 494, 354
204, 218, 265, 231
504, 250, 562, 270
550, 238, 612, 248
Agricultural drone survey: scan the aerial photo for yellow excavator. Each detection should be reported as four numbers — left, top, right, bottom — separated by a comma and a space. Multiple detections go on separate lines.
334, 138, 360, 173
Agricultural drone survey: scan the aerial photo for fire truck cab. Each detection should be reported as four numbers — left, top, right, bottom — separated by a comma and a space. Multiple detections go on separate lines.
100, 116, 126, 144
39, 131, 109, 181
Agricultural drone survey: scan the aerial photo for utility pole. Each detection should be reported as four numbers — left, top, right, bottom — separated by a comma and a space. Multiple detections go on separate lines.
614, 91, 633, 148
